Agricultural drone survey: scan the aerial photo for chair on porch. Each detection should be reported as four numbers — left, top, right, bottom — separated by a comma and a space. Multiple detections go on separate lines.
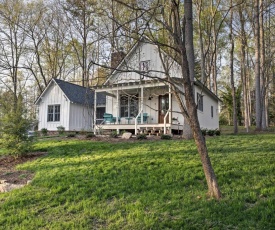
103, 113, 121, 124
137, 113, 149, 124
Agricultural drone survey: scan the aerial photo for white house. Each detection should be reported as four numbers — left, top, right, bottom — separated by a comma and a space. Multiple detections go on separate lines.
93, 38, 220, 135
35, 78, 106, 132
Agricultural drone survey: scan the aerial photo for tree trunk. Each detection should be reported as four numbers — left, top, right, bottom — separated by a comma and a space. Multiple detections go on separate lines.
238, 6, 250, 132
230, 0, 238, 134
260, 0, 267, 130
255, 0, 262, 130
183, 0, 221, 199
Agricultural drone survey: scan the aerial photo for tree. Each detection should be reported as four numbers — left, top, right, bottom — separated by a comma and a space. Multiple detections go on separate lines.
98, 0, 222, 199
230, 0, 238, 134
0, 92, 33, 156
62, 0, 98, 87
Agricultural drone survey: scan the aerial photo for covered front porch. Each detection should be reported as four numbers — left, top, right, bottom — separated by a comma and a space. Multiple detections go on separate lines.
93, 80, 184, 135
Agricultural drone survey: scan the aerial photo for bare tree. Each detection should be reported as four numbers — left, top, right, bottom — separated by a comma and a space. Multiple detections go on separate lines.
98, 0, 222, 199
0, 0, 29, 109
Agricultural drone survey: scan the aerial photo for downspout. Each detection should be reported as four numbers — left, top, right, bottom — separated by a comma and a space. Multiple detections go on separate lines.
169, 84, 172, 124
93, 91, 97, 133
141, 87, 144, 123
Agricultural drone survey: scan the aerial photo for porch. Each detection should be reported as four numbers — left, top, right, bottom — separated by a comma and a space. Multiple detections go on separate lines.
93, 80, 185, 135
95, 121, 183, 135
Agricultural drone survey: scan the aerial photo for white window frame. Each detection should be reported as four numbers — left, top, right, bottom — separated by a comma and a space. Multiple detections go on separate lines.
47, 104, 60, 122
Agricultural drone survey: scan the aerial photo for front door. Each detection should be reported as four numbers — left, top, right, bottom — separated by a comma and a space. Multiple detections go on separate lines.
159, 94, 169, 123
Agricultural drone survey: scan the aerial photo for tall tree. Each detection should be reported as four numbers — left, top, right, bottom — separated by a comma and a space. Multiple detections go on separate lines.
230, 0, 238, 134
63, 0, 97, 87
105, 0, 222, 199
254, 0, 262, 130
0, 0, 29, 109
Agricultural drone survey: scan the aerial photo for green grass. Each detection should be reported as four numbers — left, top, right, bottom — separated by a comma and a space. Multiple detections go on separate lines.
0, 135, 275, 229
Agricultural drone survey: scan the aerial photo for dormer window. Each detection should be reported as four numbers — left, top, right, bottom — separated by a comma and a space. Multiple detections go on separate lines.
139, 60, 150, 72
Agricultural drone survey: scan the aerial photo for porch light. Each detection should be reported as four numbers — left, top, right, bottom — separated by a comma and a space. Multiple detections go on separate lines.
148, 95, 153, 100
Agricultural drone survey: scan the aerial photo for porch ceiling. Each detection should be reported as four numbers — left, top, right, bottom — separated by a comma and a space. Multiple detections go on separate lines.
93, 80, 166, 92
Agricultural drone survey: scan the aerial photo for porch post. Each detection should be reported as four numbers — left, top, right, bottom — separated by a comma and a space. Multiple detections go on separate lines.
169, 84, 172, 134
141, 87, 144, 123
93, 90, 97, 133
116, 88, 119, 134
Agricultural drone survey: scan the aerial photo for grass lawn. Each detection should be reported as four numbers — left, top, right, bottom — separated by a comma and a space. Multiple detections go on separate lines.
0, 134, 275, 229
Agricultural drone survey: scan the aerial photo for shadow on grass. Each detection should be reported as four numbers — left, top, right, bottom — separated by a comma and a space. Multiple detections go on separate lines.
1, 136, 275, 229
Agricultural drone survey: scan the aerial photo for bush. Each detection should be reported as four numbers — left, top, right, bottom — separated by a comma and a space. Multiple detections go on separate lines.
161, 134, 172, 140
57, 126, 65, 135
215, 129, 221, 136
110, 131, 118, 138
207, 129, 215, 136
137, 133, 147, 140
67, 133, 76, 138
86, 133, 95, 138
41, 128, 48, 136
0, 94, 33, 156
201, 128, 207, 136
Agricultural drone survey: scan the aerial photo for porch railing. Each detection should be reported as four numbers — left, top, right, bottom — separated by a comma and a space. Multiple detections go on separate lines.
164, 109, 170, 134
135, 110, 143, 135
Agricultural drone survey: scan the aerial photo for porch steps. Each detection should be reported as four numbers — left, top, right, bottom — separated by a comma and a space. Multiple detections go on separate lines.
138, 127, 171, 136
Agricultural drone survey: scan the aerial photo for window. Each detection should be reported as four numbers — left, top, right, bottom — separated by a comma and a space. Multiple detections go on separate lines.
48, 105, 60, 122
211, 106, 214, 118
139, 60, 150, 72
197, 93, 203, 112
96, 107, 106, 124
120, 94, 138, 117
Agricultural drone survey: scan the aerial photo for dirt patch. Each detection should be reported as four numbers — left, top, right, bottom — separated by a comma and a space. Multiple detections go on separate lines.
0, 152, 47, 184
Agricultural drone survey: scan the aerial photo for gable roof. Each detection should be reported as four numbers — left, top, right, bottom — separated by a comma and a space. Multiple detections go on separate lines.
104, 36, 220, 101
35, 78, 106, 106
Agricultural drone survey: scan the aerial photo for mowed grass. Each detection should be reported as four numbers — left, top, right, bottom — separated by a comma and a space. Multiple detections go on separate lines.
0, 135, 275, 229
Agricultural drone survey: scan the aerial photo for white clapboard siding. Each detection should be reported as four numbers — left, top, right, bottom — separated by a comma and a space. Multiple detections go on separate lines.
37, 82, 70, 131
104, 40, 219, 131
69, 103, 93, 131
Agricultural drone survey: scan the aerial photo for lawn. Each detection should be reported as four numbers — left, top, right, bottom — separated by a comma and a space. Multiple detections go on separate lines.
0, 134, 275, 229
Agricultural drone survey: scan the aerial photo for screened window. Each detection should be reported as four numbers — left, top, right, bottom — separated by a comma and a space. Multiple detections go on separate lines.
47, 105, 60, 122
120, 95, 138, 117
197, 93, 203, 112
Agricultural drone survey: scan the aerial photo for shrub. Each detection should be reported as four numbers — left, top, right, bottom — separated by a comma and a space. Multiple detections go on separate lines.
86, 133, 95, 138
207, 129, 215, 136
67, 133, 76, 138
137, 133, 147, 140
110, 131, 118, 138
201, 128, 207, 136
57, 126, 65, 135
0, 94, 33, 156
41, 128, 48, 136
161, 134, 172, 140
215, 129, 221, 136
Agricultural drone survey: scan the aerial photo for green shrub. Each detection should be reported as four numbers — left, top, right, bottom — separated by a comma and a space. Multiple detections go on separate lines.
201, 128, 207, 136
207, 129, 215, 136
215, 129, 221, 136
110, 131, 118, 138
161, 134, 172, 140
57, 126, 65, 135
0, 94, 33, 156
41, 128, 48, 136
137, 133, 147, 140
86, 133, 95, 138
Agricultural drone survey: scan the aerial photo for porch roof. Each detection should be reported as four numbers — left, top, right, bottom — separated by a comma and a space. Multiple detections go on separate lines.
92, 79, 166, 92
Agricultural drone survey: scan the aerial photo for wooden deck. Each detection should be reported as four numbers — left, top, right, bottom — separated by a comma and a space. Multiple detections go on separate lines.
95, 122, 183, 135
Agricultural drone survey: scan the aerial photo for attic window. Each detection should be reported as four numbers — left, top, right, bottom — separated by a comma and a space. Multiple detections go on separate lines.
139, 60, 150, 72
48, 105, 60, 122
